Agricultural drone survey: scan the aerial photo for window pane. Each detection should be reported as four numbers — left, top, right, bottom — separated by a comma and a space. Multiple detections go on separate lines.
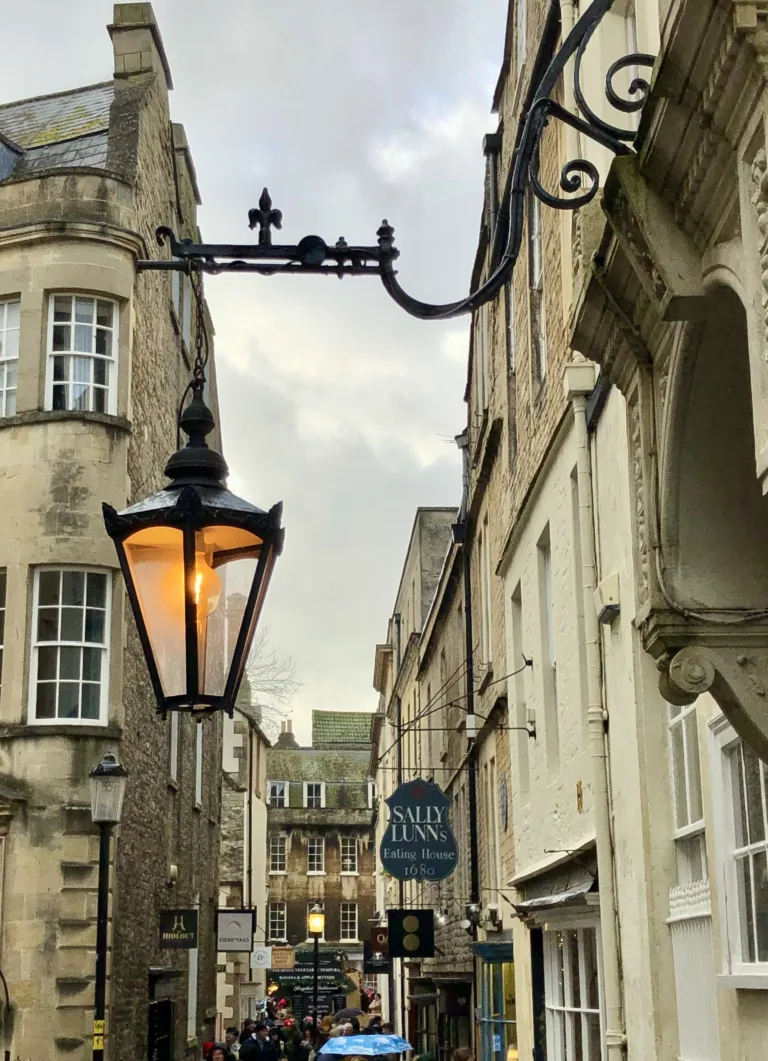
3, 327, 18, 359
85, 609, 105, 644
35, 683, 56, 719
61, 607, 83, 642
5, 363, 16, 388
743, 744, 766, 844
5, 391, 15, 417
52, 325, 70, 351
96, 300, 113, 327
86, 573, 107, 608
95, 329, 111, 357
82, 647, 101, 681
53, 356, 66, 382
74, 297, 94, 324
5, 301, 19, 329
53, 295, 71, 321
684, 713, 703, 822
671, 720, 687, 828
37, 645, 57, 681
62, 570, 85, 606
74, 324, 92, 353
733, 746, 748, 847
567, 931, 580, 1007
37, 607, 58, 641
582, 928, 599, 1010
59, 646, 80, 680
72, 383, 89, 411
52, 385, 67, 410
93, 388, 106, 414
736, 855, 756, 963
39, 570, 60, 605
72, 356, 91, 383
754, 849, 768, 962
81, 683, 101, 720
57, 682, 79, 719
93, 357, 108, 385
585, 1013, 601, 1061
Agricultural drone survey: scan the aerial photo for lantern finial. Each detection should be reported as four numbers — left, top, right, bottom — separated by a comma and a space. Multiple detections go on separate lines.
164, 382, 229, 488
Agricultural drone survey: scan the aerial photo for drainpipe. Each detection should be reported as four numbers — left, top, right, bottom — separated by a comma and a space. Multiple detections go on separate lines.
565, 362, 626, 1061
393, 614, 406, 1038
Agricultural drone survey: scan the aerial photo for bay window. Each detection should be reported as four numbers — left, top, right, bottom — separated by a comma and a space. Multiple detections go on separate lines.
47, 294, 117, 415
0, 299, 19, 417
30, 568, 110, 724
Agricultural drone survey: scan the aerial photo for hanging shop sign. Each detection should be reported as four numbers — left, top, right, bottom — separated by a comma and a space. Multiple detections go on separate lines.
270, 947, 296, 970
379, 778, 458, 882
159, 909, 198, 949
251, 946, 273, 969
216, 909, 255, 952
363, 940, 391, 975
370, 925, 389, 953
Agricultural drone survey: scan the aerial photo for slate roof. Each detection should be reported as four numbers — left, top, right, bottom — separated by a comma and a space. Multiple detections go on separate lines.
0, 82, 114, 179
311, 710, 373, 747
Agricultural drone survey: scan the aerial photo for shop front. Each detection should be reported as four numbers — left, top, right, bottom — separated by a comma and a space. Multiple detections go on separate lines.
435, 979, 473, 1061
474, 940, 516, 1061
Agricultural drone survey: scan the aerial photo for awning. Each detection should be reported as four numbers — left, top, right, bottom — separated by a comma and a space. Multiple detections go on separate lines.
515, 877, 595, 913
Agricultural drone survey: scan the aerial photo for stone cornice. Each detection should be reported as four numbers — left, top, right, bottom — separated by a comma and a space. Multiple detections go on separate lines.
0, 218, 148, 259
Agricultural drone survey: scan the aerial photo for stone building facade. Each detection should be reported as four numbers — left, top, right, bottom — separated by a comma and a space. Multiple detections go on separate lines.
265, 712, 376, 1015
217, 703, 270, 1035
0, 6, 222, 1060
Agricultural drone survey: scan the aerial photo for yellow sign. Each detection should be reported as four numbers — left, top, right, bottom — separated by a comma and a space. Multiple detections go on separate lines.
270, 947, 296, 970
93, 1035, 104, 1049
93, 1021, 105, 1034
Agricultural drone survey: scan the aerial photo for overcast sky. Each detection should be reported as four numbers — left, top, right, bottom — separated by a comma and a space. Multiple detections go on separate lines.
1, 1, 507, 743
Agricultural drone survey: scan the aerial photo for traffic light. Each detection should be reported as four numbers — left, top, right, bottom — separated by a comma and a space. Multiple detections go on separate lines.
387, 909, 435, 958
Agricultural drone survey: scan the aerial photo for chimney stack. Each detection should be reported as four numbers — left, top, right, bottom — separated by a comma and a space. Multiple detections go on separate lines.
108, 3, 173, 89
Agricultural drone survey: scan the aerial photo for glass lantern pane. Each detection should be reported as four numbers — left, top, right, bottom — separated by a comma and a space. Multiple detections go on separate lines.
123, 525, 186, 699
199, 525, 263, 699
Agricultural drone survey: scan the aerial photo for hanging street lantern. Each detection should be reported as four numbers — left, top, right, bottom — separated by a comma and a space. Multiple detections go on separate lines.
103, 372, 284, 718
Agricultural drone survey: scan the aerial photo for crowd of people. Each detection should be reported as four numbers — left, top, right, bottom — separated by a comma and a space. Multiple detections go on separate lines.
201, 992, 389, 1061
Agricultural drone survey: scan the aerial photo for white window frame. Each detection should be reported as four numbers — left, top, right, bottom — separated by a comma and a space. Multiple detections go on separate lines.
479, 515, 493, 665
538, 527, 558, 763
268, 901, 287, 943
28, 567, 111, 727
303, 781, 326, 809
0, 298, 20, 418
268, 781, 287, 807
340, 836, 359, 875
543, 921, 605, 1061
270, 834, 287, 875
473, 305, 490, 415
45, 294, 118, 416
170, 710, 179, 784
340, 901, 359, 943
194, 720, 203, 806
710, 715, 768, 985
306, 901, 325, 942
307, 836, 325, 875
668, 702, 706, 886
367, 781, 375, 809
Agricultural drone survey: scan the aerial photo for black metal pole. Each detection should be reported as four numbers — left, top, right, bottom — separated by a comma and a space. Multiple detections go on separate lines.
312, 934, 319, 1035
93, 822, 111, 1061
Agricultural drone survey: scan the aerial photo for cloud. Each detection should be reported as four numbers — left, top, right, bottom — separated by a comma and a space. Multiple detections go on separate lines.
0, 0, 508, 744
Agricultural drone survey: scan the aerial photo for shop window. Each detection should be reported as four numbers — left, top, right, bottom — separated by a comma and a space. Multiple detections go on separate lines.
543, 926, 602, 1060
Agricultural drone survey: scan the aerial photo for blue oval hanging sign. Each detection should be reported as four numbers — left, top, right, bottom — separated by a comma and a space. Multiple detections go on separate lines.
379, 778, 458, 881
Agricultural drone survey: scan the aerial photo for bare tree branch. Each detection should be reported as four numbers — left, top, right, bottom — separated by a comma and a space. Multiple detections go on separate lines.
237, 626, 301, 740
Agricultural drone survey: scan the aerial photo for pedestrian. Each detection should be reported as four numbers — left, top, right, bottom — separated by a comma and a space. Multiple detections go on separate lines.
207, 1045, 233, 1061
452, 1050, 473, 1061
240, 1022, 281, 1061
226, 1027, 241, 1058
381, 1023, 395, 1035
298, 1027, 314, 1061
241, 1021, 257, 1045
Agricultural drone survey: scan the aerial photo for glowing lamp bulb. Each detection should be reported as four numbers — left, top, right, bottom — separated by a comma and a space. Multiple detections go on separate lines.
192, 553, 222, 619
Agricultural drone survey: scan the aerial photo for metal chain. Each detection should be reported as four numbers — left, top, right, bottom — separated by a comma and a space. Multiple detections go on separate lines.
192, 268, 207, 384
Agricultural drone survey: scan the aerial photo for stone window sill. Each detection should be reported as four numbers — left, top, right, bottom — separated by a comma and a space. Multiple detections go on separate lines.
307, 871, 326, 877
269, 871, 287, 876
0, 409, 131, 433
717, 973, 768, 990
340, 872, 359, 877
0, 722, 122, 740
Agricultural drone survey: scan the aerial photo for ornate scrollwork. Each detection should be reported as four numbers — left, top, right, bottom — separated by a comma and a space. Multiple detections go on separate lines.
136, 0, 657, 322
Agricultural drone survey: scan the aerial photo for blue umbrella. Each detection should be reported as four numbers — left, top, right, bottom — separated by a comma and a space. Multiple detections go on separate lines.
319, 1034, 412, 1055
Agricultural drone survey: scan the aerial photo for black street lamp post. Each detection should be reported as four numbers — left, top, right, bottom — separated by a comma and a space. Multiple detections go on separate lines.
89, 753, 128, 1061
308, 905, 325, 1037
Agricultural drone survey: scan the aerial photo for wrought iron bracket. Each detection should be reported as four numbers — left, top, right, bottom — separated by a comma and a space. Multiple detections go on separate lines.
135, 0, 654, 320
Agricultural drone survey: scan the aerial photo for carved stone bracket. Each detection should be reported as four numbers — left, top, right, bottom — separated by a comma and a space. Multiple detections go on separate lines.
659, 643, 768, 761
603, 157, 707, 322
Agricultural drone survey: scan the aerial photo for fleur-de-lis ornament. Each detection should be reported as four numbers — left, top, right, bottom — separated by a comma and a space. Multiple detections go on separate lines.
248, 188, 283, 246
